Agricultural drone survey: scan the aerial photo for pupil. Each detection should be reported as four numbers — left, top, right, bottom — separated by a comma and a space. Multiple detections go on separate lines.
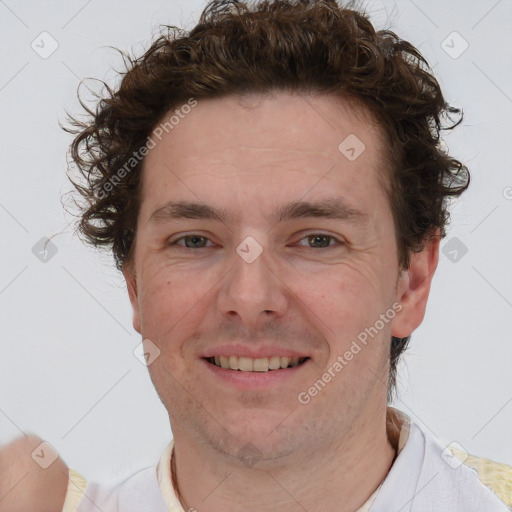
310, 235, 329, 247
186, 236, 205, 248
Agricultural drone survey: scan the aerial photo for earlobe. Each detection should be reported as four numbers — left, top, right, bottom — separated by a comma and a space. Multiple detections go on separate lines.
391, 230, 440, 338
122, 261, 141, 334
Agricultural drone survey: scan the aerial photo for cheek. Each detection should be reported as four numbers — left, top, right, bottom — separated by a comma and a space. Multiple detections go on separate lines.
292, 264, 387, 340
296, 270, 392, 383
137, 258, 225, 358
138, 272, 199, 341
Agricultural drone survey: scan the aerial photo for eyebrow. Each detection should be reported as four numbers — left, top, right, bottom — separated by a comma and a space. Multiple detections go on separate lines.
148, 197, 368, 225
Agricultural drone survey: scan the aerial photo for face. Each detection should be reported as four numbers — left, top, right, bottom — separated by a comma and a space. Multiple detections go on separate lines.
124, 92, 438, 462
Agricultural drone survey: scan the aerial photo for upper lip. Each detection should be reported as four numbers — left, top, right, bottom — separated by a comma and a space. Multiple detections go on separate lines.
201, 344, 309, 359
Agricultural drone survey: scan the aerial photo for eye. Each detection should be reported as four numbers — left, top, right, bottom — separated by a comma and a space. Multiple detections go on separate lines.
296, 234, 343, 248
170, 234, 214, 248
167, 233, 342, 250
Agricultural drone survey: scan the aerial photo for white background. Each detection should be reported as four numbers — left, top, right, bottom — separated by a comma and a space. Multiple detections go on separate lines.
0, 0, 511, 483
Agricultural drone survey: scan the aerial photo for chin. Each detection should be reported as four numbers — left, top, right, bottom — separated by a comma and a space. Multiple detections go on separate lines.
216, 417, 302, 464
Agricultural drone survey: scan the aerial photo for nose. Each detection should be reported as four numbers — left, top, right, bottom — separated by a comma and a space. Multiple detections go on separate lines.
216, 238, 288, 328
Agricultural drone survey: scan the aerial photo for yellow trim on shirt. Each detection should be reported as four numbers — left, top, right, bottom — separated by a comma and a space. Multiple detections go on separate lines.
157, 441, 186, 511
62, 468, 87, 512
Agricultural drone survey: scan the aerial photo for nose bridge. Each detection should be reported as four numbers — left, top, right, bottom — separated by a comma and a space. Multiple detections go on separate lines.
217, 234, 287, 325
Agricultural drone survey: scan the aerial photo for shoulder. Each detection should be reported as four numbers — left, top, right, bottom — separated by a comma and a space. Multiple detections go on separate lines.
417, 424, 511, 511
450, 447, 512, 509
374, 420, 510, 511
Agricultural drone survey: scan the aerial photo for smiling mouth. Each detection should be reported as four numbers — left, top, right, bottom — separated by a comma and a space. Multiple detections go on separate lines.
205, 355, 309, 372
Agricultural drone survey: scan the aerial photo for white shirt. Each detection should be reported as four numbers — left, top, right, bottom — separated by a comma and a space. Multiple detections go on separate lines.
63, 407, 509, 512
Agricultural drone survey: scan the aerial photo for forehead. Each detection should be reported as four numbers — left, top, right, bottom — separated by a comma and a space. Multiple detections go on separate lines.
139, 92, 390, 223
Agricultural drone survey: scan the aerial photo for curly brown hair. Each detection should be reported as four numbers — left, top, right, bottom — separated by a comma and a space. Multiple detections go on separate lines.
62, 0, 469, 402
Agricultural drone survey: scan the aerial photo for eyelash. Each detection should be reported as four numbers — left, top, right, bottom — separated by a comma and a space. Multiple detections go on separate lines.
168, 233, 344, 249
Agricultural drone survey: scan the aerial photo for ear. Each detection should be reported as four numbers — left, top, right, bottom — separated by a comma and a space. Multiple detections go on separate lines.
122, 260, 141, 334
391, 229, 440, 338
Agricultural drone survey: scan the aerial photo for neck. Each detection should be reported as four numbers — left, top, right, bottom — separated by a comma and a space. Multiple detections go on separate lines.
170, 405, 397, 512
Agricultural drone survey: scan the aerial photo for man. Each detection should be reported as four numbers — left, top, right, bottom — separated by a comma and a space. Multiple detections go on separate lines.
1, 0, 510, 511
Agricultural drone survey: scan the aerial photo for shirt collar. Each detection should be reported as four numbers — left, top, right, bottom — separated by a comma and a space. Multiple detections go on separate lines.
156, 406, 411, 512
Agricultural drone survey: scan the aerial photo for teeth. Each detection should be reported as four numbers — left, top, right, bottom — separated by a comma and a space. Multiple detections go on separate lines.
253, 357, 269, 372
210, 355, 306, 371
269, 356, 281, 370
238, 357, 254, 372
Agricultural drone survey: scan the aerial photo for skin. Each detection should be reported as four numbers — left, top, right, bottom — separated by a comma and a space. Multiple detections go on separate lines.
123, 91, 439, 512
0, 435, 68, 512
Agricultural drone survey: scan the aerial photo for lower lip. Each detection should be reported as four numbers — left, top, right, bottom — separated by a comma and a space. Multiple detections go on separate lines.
201, 358, 310, 389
